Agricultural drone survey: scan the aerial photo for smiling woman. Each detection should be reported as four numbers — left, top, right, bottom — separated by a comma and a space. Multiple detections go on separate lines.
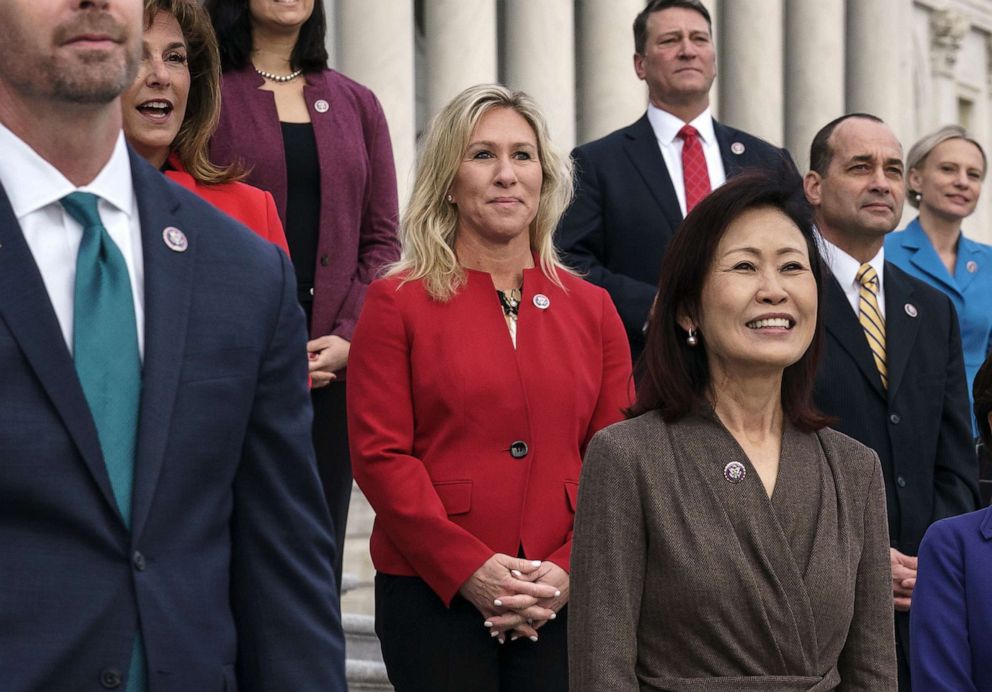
570, 171, 898, 690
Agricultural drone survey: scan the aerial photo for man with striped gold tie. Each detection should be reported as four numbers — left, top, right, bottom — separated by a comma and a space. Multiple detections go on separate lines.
804, 113, 979, 691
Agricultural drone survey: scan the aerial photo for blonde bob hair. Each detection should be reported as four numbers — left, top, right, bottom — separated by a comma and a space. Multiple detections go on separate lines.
906, 124, 987, 209
387, 84, 573, 300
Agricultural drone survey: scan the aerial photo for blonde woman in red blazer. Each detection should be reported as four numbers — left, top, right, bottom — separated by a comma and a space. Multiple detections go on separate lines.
348, 85, 633, 692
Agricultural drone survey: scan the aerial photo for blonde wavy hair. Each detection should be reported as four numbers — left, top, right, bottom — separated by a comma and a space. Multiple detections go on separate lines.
387, 84, 574, 300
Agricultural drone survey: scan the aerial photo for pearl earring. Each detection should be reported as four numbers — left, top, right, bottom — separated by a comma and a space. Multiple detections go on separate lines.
686, 328, 698, 347
446, 194, 454, 204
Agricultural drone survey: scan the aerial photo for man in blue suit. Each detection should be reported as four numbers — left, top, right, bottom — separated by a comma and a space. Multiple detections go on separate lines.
0, 1, 346, 690
557, 0, 796, 360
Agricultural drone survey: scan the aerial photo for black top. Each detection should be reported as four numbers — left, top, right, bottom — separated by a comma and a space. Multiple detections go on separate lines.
280, 121, 321, 316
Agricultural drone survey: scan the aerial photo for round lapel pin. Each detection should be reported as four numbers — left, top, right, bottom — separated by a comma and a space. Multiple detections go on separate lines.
967, 260, 978, 273
314, 99, 329, 113
730, 142, 745, 155
162, 226, 188, 252
724, 461, 746, 484
904, 303, 918, 318
533, 294, 550, 310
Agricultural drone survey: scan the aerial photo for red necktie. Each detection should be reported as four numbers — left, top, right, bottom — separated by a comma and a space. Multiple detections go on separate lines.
678, 124, 711, 213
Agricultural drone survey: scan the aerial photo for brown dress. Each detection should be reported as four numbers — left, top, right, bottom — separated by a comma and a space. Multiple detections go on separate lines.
569, 411, 896, 691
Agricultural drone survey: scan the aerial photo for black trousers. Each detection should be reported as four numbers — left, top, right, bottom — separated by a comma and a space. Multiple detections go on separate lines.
375, 574, 569, 692
311, 381, 351, 593
896, 610, 911, 691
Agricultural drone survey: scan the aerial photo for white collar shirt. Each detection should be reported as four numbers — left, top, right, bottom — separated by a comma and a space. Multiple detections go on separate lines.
817, 231, 886, 319
0, 122, 145, 357
646, 104, 727, 217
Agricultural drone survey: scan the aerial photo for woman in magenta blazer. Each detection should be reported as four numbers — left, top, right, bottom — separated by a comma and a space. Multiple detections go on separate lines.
347, 85, 633, 692
911, 354, 992, 690
205, 0, 400, 591
121, 0, 288, 253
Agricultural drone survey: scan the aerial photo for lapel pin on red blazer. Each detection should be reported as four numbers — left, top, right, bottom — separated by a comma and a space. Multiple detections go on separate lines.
731, 142, 746, 155
162, 226, 188, 252
533, 294, 550, 310
904, 303, 918, 318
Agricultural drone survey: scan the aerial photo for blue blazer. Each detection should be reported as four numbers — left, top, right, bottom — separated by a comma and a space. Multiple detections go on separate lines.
911, 505, 992, 690
886, 219, 992, 424
0, 152, 345, 691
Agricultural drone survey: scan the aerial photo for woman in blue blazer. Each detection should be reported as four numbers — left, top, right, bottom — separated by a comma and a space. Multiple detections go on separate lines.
885, 125, 992, 432
911, 355, 992, 690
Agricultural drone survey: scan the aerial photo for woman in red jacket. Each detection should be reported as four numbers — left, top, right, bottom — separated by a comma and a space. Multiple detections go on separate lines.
348, 84, 633, 692
121, 0, 288, 253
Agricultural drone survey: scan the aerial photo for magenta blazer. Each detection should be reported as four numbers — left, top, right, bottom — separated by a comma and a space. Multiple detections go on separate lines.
210, 66, 400, 348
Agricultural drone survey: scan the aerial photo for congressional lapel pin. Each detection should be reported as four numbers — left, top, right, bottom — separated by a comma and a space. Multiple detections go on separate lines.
162, 226, 188, 252
904, 303, 918, 318
731, 142, 746, 155
967, 260, 978, 273
724, 461, 746, 484
314, 99, 330, 113
533, 294, 550, 310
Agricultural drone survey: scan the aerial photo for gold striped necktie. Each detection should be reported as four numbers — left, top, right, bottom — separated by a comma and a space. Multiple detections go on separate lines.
856, 263, 887, 389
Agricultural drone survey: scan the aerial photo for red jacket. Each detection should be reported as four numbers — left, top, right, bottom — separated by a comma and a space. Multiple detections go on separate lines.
164, 155, 289, 254
347, 267, 633, 604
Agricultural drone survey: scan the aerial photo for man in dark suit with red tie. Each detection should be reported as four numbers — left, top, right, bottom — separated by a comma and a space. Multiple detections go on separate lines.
558, 0, 796, 360
804, 113, 979, 691
0, 0, 345, 690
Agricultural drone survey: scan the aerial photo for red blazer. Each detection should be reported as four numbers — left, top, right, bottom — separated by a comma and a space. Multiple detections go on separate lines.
163, 155, 289, 255
347, 267, 633, 605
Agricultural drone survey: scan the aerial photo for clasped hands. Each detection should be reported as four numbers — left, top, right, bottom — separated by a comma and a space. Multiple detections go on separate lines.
890, 547, 917, 612
458, 553, 568, 644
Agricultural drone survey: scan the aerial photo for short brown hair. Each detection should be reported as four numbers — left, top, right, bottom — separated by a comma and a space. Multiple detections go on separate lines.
634, 0, 712, 55
808, 113, 884, 176
632, 170, 830, 432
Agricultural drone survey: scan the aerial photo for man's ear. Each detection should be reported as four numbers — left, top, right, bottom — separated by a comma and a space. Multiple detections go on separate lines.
633, 52, 647, 82
803, 170, 822, 207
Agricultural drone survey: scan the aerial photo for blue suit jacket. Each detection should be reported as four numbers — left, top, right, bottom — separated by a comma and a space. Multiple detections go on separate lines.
886, 219, 992, 428
0, 151, 346, 691
911, 505, 992, 690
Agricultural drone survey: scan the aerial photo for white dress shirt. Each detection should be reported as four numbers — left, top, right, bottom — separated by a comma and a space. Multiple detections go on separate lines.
0, 122, 145, 357
646, 104, 728, 217
817, 232, 886, 318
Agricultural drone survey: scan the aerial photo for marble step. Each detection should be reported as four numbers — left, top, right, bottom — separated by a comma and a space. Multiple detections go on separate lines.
345, 613, 392, 691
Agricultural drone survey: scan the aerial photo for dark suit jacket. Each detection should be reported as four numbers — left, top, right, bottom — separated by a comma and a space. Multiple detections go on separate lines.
557, 114, 797, 358
911, 505, 992, 690
813, 262, 979, 556
0, 151, 345, 691
210, 66, 400, 348
348, 268, 633, 605
571, 412, 896, 690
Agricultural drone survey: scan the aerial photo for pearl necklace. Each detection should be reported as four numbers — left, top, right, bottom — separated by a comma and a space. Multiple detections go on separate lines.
255, 66, 303, 83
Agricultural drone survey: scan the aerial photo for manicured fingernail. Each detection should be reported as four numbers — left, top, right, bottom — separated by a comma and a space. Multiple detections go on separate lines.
549, 612, 557, 620
493, 599, 502, 607
529, 635, 538, 642
511, 569, 522, 577
531, 560, 541, 567
498, 636, 505, 645
490, 630, 499, 638
484, 621, 493, 628
554, 590, 561, 597
510, 633, 520, 641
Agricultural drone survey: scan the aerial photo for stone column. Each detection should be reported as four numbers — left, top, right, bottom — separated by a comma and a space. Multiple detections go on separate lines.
335, 0, 417, 204
785, 0, 845, 171
424, 0, 498, 120
502, 0, 577, 150
930, 9, 969, 127
846, 0, 914, 146
575, 0, 646, 144
718, 0, 784, 145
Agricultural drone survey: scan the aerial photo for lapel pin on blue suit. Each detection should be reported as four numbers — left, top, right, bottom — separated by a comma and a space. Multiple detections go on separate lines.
967, 260, 978, 273
731, 142, 745, 155
533, 294, 550, 310
904, 303, 918, 318
163, 226, 188, 252
314, 99, 329, 113
724, 461, 746, 483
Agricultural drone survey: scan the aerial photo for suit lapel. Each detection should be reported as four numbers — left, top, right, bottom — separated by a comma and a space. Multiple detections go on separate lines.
882, 263, 920, 400
128, 153, 196, 540
822, 268, 887, 398
621, 115, 683, 231
714, 121, 749, 176
0, 185, 122, 518
902, 220, 962, 300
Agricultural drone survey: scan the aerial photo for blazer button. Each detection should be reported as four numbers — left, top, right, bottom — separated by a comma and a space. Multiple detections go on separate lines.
99, 667, 122, 689
509, 441, 529, 459
319, 254, 330, 267
889, 413, 901, 424
896, 475, 907, 488
132, 551, 146, 571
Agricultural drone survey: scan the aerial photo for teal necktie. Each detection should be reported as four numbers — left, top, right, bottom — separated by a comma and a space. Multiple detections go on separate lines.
61, 192, 146, 692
